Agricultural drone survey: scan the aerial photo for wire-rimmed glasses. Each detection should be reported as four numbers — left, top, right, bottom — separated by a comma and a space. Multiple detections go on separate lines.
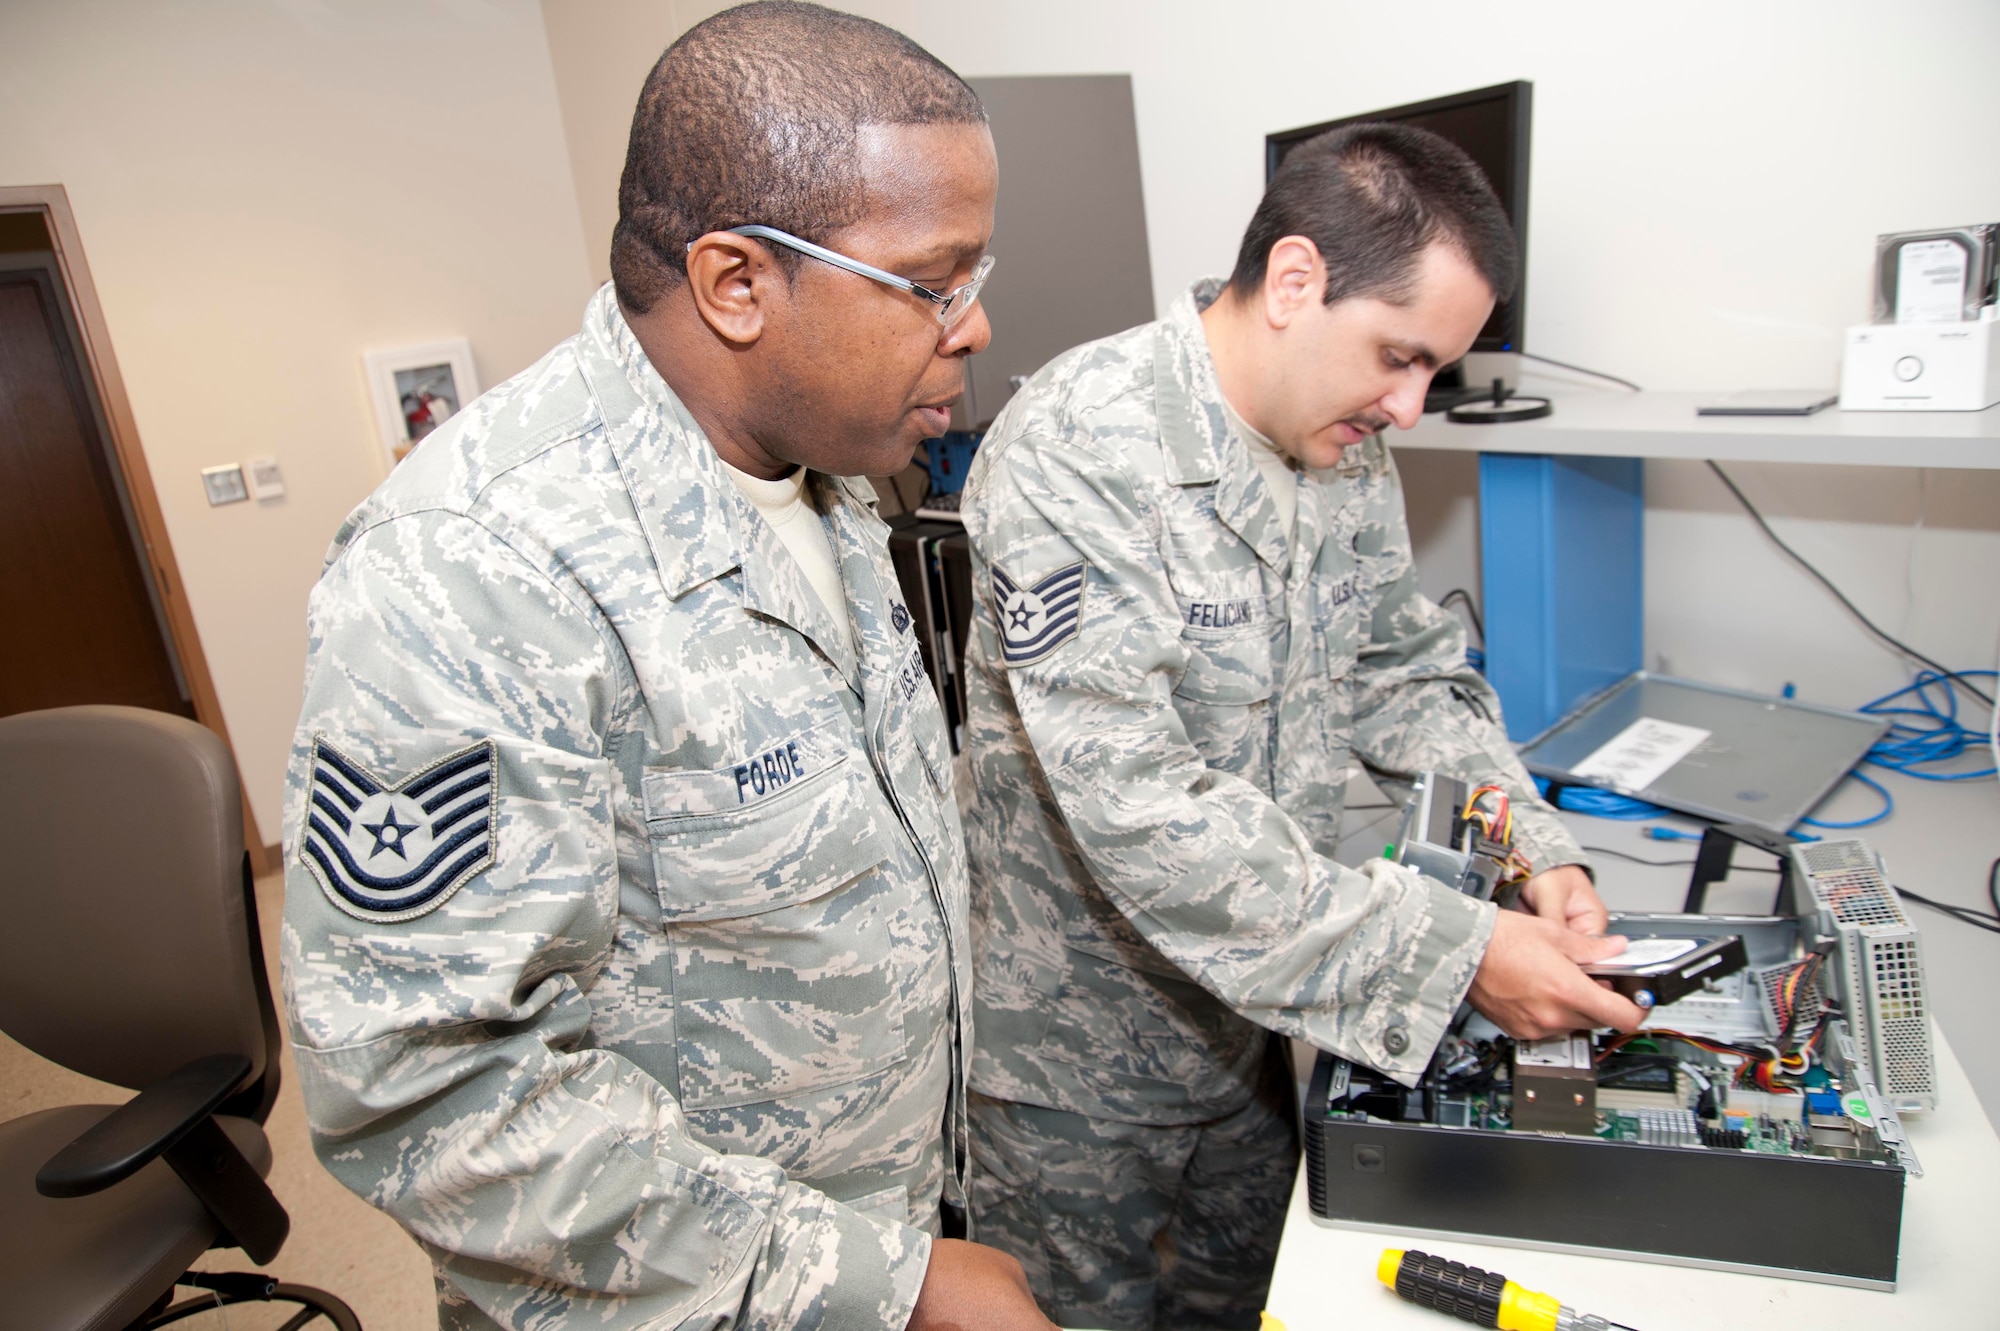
709, 224, 994, 329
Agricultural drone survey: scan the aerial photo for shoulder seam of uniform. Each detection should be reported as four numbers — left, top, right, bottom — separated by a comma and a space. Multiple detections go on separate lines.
466, 410, 602, 506
436, 336, 605, 507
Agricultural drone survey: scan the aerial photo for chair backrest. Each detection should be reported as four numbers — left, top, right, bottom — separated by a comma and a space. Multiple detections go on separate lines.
0, 706, 276, 1117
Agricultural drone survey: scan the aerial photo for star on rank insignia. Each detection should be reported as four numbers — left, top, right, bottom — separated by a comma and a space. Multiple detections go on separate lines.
299, 738, 496, 922
891, 601, 912, 635
991, 560, 1086, 667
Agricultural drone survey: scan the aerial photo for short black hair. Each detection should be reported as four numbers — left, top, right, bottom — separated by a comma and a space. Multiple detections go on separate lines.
1228, 123, 1518, 308
611, 1, 986, 314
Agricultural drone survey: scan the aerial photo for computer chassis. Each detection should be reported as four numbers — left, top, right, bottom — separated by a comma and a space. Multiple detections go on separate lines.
1306, 790, 1928, 1290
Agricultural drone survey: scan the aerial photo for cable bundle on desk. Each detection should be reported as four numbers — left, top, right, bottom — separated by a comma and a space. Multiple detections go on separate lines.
1799, 667, 1998, 830
1858, 670, 1998, 780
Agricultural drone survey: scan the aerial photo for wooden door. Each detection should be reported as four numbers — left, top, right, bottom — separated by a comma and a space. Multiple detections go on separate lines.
0, 255, 191, 716
0, 189, 268, 867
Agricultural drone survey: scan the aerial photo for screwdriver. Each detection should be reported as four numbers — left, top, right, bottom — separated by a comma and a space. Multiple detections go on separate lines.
1377, 1249, 1642, 1331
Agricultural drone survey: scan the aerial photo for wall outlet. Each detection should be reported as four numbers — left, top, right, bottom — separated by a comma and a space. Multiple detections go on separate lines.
201, 463, 248, 506
246, 455, 286, 500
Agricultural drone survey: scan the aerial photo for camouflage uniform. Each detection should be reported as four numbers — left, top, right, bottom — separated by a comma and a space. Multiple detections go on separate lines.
281, 284, 969, 1331
958, 279, 1585, 1329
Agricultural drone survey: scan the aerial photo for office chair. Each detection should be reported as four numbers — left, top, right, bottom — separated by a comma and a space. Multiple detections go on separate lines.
0, 705, 361, 1330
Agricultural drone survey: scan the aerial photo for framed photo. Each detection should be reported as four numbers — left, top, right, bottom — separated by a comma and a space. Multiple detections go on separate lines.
362, 339, 480, 472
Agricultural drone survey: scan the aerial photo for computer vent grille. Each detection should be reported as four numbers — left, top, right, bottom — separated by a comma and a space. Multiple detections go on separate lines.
1867, 936, 1935, 1099
1800, 842, 1911, 930
1799, 839, 1876, 876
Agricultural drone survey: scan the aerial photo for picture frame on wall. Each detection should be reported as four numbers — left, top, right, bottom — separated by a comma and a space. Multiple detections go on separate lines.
361, 339, 479, 472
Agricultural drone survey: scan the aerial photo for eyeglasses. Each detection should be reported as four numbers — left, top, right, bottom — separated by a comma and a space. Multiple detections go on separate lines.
709, 224, 994, 330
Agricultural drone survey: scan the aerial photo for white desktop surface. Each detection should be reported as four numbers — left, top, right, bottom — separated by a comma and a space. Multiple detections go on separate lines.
1390, 391, 2000, 469
1267, 1031, 1998, 1330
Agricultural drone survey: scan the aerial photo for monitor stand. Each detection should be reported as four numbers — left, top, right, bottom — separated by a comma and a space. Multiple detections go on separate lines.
1423, 361, 1481, 413
1424, 352, 1524, 413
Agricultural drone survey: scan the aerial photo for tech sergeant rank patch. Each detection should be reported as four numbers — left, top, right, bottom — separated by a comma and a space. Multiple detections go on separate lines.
300, 738, 497, 922
992, 560, 1086, 667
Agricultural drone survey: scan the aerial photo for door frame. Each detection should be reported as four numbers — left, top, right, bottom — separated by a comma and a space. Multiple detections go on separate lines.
1, 184, 272, 873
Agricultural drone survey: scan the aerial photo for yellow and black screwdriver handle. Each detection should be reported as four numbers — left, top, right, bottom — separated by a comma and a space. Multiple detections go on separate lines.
1378, 1249, 1631, 1331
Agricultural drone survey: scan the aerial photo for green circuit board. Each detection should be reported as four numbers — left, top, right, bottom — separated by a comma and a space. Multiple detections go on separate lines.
1423, 1093, 1821, 1155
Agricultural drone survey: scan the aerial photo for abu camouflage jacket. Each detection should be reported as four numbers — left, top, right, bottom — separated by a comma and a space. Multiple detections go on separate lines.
282, 285, 966, 1331
960, 280, 1584, 1125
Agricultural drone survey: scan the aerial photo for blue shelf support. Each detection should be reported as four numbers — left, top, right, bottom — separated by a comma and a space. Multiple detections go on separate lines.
1478, 453, 1645, 741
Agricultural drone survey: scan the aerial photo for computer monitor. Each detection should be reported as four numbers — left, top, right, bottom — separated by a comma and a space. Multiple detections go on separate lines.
1265, 80, 1531, 355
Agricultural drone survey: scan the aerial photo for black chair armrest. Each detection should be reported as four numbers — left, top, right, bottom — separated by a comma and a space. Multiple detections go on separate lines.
36, 1053, 251, 1198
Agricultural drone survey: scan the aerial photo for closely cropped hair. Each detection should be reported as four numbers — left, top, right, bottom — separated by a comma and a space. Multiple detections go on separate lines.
1229, 124, 1518, 307
611, 1, 986, 314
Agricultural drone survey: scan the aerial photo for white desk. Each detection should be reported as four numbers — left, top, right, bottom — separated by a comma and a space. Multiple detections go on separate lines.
1267, 1033, 1999, 1330
1390, 391, 2000, 470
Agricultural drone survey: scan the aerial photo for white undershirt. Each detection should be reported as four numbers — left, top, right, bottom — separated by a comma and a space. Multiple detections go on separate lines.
722, 461, 854, 654
1221, 395, 1298, 536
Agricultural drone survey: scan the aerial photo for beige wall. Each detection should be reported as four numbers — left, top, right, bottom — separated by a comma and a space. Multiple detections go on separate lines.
0, 0, 597, 838
540, 0, 733, 289
540, 0, 2000, 395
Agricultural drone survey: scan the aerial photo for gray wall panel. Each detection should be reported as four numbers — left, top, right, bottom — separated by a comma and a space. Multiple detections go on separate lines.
959, 74, 1155, 429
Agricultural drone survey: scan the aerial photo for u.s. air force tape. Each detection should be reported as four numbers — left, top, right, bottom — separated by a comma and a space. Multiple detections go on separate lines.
300, 737, 496, 922
992, 560, 1085, 667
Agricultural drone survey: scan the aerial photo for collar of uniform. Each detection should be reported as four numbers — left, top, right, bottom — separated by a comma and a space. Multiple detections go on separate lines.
579, 284, 744, 598
1153, 278, 1288, 571
827, 472, 881, 510
577, 285, 862, 686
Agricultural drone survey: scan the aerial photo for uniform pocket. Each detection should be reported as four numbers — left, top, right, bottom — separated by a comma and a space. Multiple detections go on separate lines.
1314, 543, 1364, 681
1172, 621, 1277, 772
645, 749, 912, 1109
1170, 573, 1278, 708
643, 731, 891, 922
888, 641, 955, 806
1173, 625, 1276, 706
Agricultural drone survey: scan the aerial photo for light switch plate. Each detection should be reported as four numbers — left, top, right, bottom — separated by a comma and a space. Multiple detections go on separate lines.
201, 463, 248, 506
246, 455, 286, 500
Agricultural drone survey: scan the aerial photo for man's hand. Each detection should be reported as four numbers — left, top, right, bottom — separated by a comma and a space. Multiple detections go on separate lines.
1467, 910, 1646, 1040
1517, 863, 1610, 936
908, 1239, 1060, 1331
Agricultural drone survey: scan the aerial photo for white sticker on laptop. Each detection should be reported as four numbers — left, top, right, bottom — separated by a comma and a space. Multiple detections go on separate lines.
1568, 717, 1709, 795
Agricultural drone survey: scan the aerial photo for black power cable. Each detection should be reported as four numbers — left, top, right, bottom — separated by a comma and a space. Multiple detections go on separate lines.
1438, 588, 1485, 643
1517, 351, 1643, 392
1582, 844, 1778, 871
1706, 461, 1995, 710
1894, 860, 2000, 936
1896, 886, 2000, 935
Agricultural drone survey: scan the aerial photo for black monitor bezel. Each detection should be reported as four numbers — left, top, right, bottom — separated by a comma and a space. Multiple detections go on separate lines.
1264, 80, 1531, 355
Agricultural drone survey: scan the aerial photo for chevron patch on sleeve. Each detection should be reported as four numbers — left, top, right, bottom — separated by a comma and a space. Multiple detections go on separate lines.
300, 737, 496, 922
992, 560, 1086, 668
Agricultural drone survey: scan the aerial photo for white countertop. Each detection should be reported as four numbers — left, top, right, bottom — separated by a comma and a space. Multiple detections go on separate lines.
1391, 392, 2000, 469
